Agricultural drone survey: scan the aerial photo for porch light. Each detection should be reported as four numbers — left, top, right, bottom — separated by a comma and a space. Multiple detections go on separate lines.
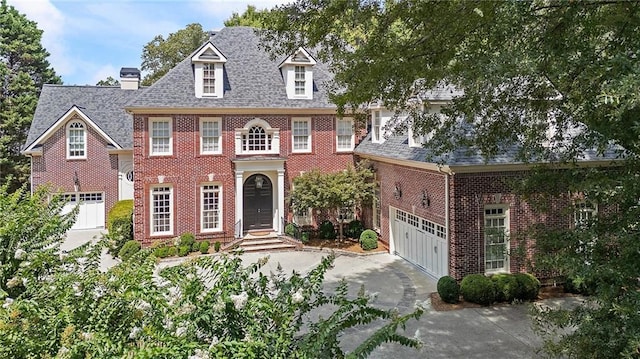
393, 183, 402, 200
421, 190, 430, 208
255, 175, 264, 189
73, 171, 80, 192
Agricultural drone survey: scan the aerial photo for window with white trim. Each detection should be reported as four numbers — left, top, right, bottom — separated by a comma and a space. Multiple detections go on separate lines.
200, 117, 222, 154
203, 63, 215, 95
294, 65, 305, 95
151, 186, 173, 235
484, 206, 509, 273
292, 118, 311, 152
373, 182, 381, 230
244, 126, 272, 152
201, 184, 222, 232
67, 121, 86, 159
235, 119, 280, 155
372, 111, 381, 143
149, 118, 172, 156
336, 118, 354, 152
574, 200, 597, 228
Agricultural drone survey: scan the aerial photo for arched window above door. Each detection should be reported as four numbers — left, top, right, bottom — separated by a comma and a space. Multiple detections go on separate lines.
235, 118, 280, 155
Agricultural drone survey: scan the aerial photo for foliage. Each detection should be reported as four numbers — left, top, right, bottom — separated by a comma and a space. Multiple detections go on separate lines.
191, 241, 200, 253
214, 241, 221, 253
106, 199, 133, 256
359, 229, 378, 250
301, 231, 310, 244
179, 232, 196, 248
318, 220, 336, 240
284, 222, 298, 237
436, 276, 460, 304
95, 76, 119, 86
178, 245, 190, 257
513, 273, 540, 301
0, 0, 61, 191
0, 185, 75, 299
460, 274, 496, 306
117, 240, 141, 261
0, 242, 424, 357
264, 2, 640, 357
140, 23, 208, 86
345, 219, 365, 239
491, 274, 519, 303
289, 163, 374, 239
199, 241, 209, 254
224, 5, 270, 28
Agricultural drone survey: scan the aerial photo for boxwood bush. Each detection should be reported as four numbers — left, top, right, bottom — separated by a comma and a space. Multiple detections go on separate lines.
491, 273, 519, 302
179, 232, 196, 248
437, 276, 460, 303
359, 229, 378, 250
199, 240, 210, 254
460, 274, 496, 305
514, 273, 541, 300
106, 199, 133, 255
117, 240, 141, 261
214, 241, 222, 252
318, 220, 336, 240
285, 223, 298, 237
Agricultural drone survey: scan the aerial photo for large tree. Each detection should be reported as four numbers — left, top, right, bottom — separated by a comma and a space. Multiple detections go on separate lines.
224, 5, 269, 28
263, 1, 640, 357
0, 0, 60, 192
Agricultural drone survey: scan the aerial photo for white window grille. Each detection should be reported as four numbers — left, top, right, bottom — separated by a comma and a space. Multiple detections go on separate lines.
294, 66, 305, 95
336, 118, 354, 151
151, 186, 172, 235
200, 118, 221, 154
203, 63, 215, 95
150, 118, 172, 155
67, 121, 86, 158
201, 184, 221, 231
484, 206, 509, 273
292, 118, 311, 152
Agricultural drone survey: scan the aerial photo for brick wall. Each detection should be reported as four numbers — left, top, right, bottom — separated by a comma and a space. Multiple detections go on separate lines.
133, 113, 359, 245
31, 115, 120, 225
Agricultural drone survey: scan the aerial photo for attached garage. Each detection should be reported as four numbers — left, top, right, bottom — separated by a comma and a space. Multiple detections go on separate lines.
391, 207, 448, 279
62, 192, 105, 230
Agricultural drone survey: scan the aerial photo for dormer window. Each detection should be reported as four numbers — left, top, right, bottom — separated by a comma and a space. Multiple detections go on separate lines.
192, 42, 227, 98
280, 47, 317, 100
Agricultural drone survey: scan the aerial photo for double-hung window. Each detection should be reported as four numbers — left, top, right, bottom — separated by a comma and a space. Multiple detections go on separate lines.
336, 118, 354, 152
292, 118, 311, 152
484, 206, 509, 273
67, 121, 86, 159
294, 66, 305, 95
201, 184, 222, 232
150, 118, 172, 156
200, 117, 222, 154
574, 200, 597, 228
151, 186, 173, 236
372, 111, 381, 143
203, 63, 215, 95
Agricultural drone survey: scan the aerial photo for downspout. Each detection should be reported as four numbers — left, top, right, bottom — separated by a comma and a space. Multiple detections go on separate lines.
444, 171, 450, 276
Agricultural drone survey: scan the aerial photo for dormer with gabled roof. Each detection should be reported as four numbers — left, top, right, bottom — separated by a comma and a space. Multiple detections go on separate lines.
192, 42, 227, 99
279, 47, 317, 100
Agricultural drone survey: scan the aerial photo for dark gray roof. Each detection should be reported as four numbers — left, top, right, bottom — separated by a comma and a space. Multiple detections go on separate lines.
25, 85, 143, 149
127, 27, 336, 109
355, 133, 621, 167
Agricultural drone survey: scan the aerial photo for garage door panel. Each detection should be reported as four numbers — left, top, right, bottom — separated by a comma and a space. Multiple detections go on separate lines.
62, 192, 105, 230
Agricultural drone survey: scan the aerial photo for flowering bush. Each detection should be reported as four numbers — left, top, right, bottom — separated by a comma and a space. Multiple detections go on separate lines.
0, 242, 424, 358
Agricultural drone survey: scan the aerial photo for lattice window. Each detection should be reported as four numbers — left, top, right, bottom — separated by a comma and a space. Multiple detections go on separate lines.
201, 118, 221, 154
484, 206, 509, 273
294, 65, 305, 95
203, 63, 215, 95
336, 118, 354, 151
67, 121, 86, 158
151, 186, 172, 235
201, 184, 221, 231
292, 118, 311, 152
243, 126, 272, 152
150, 118, 172, 155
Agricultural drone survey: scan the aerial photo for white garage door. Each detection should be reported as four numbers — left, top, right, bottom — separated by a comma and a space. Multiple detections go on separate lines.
62, 193, 105, 230
392, 208, 448, 279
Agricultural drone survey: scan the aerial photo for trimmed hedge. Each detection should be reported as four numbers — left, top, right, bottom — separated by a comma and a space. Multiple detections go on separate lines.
437, 276, 460, 303
460, 274, 496, 306
491, 273, 519, 302
199, 241, 210, 254
318, 220, 336, 240
118, 240, 141, 261
359, 229, 378, 250
179, 233, 196, 248
214, 241, 221, 252
514, 273, 541, 300
106, 199, 133, 255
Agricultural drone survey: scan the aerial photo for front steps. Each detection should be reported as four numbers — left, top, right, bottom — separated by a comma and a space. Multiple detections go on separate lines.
237, 235, 299, 252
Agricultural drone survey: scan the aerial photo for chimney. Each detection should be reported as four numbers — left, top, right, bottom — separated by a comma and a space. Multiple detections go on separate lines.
119, 67, 140, 90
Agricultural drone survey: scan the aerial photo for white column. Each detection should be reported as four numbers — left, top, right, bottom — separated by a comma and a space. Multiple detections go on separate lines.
277, 169, 286, 234
235, 170, 244, 237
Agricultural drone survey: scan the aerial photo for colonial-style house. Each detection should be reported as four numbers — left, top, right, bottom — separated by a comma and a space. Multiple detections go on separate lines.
24, 26, 617, 280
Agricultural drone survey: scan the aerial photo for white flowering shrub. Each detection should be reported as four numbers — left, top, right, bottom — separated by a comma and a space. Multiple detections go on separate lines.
0, 243, 423, 358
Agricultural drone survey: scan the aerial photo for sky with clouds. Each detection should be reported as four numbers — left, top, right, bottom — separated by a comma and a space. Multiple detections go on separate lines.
8, 0, 290, 85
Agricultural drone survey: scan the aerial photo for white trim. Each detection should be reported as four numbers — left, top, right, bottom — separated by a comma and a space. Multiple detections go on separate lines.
336, 117, 354, 152
66, 120, 87, 159
483, 205, 510, 274
200, 117, 222, 155
372, 110, 382, 143
191, 42, 227, 99
278, 47, 317, 67
200, 183, 223, 233
149, 117, 173, 156
291, 117, 312, 153
150, 185, 173, 236
23, 106, 122, 154
235, 118, 280, 155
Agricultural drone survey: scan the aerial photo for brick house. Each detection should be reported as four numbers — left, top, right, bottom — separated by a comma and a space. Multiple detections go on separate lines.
24, 26, 616, 280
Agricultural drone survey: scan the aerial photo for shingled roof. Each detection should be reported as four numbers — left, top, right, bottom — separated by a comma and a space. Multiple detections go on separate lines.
126, 27, 336, 109
25, 85, 143, 150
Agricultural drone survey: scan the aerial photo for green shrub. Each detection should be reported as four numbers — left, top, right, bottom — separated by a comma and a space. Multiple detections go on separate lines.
214, 241, 221, 252
167, 246, 177, 257
178, 245, 190, 257
285, 223, 298, 237
318, 220, 336, 239
437, 276, 460, 303
460, 274, 496, 305
514, 273, 541, 300
359, 229, 378, 250
106, 199, 134, 255
191, 241, 201, 253
179, 232, 196, 248
199, 241, 210, 254
491, 273, 519, 302
153, 246, 170, 258
301, 231, 310, 244
345, 220, 365, 239
117, 240, 141, 261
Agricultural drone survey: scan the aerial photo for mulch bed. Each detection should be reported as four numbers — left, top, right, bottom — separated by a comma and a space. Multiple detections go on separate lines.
430, 285, 575, 311
304, 238, 387, 254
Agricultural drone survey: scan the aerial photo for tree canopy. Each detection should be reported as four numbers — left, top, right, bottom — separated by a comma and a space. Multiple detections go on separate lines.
96, 76, 119, 86
0, 0, 60, 192
263, 1, 640, 357
224, 5, 269, 28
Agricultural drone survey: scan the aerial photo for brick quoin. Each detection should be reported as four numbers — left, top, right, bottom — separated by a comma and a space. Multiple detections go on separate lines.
133, 113, 361, 246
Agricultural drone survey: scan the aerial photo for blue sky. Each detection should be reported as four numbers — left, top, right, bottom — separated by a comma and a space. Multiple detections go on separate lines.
9, 0, 289, 85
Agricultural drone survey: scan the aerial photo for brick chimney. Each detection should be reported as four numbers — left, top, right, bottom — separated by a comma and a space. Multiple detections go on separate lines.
119, 67, 140, 90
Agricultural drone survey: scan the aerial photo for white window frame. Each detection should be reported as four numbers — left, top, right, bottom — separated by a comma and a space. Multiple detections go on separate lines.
373, 181, 381, 231
150, 185, 173, 236
294, 65, 306, 95
235, 119, 280, 155
200, 117, 222, 154
336, 117, 354, 152
201, 183, 222, 232
574, 200, 597, 228
149, 117, 172, 156
202, 63, 216, 96
484, 205, 510, 274
372, 111, 382, 143
66, 120, 87, 159
292, 117, 312, 153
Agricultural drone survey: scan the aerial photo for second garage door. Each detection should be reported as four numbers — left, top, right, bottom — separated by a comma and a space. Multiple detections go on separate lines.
62, 192, 105, 230
392, 208, 448, 279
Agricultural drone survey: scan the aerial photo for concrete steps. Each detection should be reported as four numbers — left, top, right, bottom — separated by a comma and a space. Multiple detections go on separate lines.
238, 236, 298, 252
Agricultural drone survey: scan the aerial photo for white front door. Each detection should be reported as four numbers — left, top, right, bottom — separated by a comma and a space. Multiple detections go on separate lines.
118, 156, 134, 200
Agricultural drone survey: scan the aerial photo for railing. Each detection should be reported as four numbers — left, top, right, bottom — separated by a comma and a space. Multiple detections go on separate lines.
234, 219, 242, 239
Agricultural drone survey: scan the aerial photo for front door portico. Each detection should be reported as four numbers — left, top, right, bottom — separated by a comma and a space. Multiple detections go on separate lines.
243, 174, 273, 231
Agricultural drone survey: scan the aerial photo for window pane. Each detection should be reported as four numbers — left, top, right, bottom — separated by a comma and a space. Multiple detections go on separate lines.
484, 207, 508, 272
295, 66, 305, 95
151, 120, 171, 154
152, 187, 171, 234
201, 120, 220, 153
293, 120, 309, 150
203, 63, 215, 94
68, 122, 85, 157
202, 185, 220, 230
